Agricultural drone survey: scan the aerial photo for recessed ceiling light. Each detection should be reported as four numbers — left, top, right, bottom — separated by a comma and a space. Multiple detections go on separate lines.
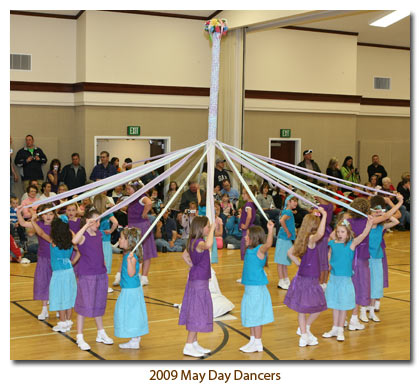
369, 10, 410, 27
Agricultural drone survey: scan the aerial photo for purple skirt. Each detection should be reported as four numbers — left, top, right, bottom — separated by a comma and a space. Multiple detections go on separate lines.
74, 273, 108, 317
352, 258, 371, 306
284, 274, 327, 314
129, 221, 158, 261
318, 235, 329, 272
179, 279, 213, 333
383, 251, 389, 288
33, 255, 52, 301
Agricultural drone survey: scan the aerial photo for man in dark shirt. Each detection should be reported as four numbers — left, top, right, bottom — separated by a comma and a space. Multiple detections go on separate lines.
179, 181, 204, 212
296, 149, 321, 184
14, 134, 48, 190
214, 158, 230, 189
60, 153, 87, 190
367, 155, 387, 186
155, 209, 185, 252
90, 151, 117, 181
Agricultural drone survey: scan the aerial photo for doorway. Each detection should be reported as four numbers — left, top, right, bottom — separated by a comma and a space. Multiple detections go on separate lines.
269, 138, 301, 165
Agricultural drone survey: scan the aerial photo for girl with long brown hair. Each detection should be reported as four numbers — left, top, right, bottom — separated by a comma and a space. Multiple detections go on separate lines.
284, 208, 328, 347
178, 216, 215, 358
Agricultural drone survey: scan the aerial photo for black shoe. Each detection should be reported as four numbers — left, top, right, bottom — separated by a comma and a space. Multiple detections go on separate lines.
162, 246, 167, 253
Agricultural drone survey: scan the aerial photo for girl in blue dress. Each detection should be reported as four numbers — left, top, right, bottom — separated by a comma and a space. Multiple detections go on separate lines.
367, 200, 400, 323
274, 194, 298, 290
31, 214, 80, 333
323, 216, 373, 342
114, 227, 149, 349
240, 220, 275, 353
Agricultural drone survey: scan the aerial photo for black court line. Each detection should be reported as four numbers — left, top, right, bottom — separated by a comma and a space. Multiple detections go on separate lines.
384, 295, 410, 303
11, 301, 106, 361
144, 295, 179, 306
217, 321, 280, 360
388, 267, 410, 274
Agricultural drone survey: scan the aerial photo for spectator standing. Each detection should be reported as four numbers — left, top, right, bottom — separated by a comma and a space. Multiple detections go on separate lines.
46, 159, 62, 193
326, 158, 343, 180
110, 157, 122, 173
14, 134, 47, 190
90, 151, 117, 181
214, 158, 230, 189
60, 153, 87, 190
341, 156, 360, 184
297, 150, 321, 183
10, 137, 19, 197
367, 155, 388, 187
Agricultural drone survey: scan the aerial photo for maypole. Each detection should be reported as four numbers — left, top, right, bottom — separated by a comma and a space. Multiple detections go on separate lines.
204, 18, 228, 262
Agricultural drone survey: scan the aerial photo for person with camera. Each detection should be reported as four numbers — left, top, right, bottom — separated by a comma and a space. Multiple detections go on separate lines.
181, 201, 198, 240
179, 181, 204, 212
155, 209, 185, 253
225, 208, 243, 249
14, 134, 48, 191
340, 156, 360, 184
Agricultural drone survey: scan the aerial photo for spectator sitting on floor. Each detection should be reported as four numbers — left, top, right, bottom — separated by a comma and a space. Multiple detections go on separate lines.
155, 209, 185, 252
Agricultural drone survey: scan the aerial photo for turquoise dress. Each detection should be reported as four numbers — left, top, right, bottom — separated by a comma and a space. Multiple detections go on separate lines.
369, 225, 385, 299
100, 213, 114, 274
274, 209, 296, 265
114, 253, 149, 338
49, 245, 77, 311
325, 240, 356, 310
241, 245, 274, 327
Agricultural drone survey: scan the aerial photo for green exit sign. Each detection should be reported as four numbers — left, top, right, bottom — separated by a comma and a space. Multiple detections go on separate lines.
127, 126, 141, 136
280, 129, 291, 138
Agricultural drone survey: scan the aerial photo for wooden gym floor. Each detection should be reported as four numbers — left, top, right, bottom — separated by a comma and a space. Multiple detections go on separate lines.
10, 231, 410, 361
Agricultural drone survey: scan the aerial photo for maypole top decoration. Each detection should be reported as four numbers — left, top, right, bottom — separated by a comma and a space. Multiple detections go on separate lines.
204, 18, 228, 39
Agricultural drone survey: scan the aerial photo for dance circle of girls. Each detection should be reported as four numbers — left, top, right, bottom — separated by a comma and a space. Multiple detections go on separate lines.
20, 189, 404, 355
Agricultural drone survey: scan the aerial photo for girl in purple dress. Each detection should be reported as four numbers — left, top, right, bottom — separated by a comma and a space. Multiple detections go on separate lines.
17, 203, 55, 320
179, 216, 215, 358
72, 208, 113, 351
284, 208, 327, 347
126, 181, 158, 287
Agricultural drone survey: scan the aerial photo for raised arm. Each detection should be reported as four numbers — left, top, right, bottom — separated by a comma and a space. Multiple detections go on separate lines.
30, 214, 52, 243
72, 220, 92, 245
258, 220, 274, 257
16, 205, 32, 228
382, 216, 400, 231
198, 223, 216, 251
373, 194, 403, 224
309, 207, 327, 244
351, 215, 374, 250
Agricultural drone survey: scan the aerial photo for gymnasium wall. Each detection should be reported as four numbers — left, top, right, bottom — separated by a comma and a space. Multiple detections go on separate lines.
10, 11, 410, 196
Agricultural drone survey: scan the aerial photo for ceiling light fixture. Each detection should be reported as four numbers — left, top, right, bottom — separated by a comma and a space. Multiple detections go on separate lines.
369, 10, 410, 27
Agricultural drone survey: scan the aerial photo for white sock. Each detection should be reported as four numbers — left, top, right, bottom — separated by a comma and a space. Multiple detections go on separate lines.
41, 306, 48, 313
98, 329, 106, 337
369, 306, 375, 314
249, 336, 255, 343
351, 314, 358, 321
254, 338, 262, 346
77, 333, 84, 340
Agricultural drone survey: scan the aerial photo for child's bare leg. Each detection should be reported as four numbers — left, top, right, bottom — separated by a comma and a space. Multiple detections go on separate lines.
187, 331, 197, 344
333, 309, 339, 327
282, 265, 288, 279
277, 264, 283, 279
338, 311, 347, 327
298, 313, 307, 335
66, 308, 72, 321
142, 259, 151, 276
77, 314, 84, 334
59, 310, 66, 322
307, 312, 321, 327
254, 326, 262, 339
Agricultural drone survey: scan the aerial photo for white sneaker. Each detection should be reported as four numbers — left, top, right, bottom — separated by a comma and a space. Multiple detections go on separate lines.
369, 312, 381, 322
322, 327, 338, 338
374, 301, 381, 312
77, 335, 91, 351
56, 312, 60, 318
119, 338, 140, 349
193, 341, 211, 354
320, 283, 327, 292
344, 320, 348, 327
141, 276, 149, 286
66, 320, 73, 330
113, 272, 121, 286
183, 343, 204, 357
296, 326, 317, 342
359, 308, 369, 323
227, 244, 235, 249
52, 321, 70, 333
239, 338, 255, 352
37, 308, 49, 320
236, 278, 242, 283
337, 328, 345, 342
299, 334, 318, 347
240, 341, 263, 353
20, 258, 31, 264
348, 317, 365, 331
277, 279, 288, 290
96, 331, 114, 345
108, 287, 114, 293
